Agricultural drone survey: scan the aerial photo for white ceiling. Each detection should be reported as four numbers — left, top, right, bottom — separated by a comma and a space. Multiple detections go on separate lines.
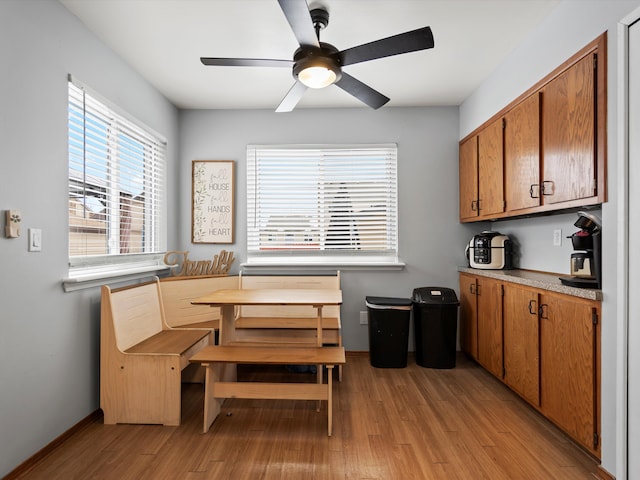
59, 0, 560, 111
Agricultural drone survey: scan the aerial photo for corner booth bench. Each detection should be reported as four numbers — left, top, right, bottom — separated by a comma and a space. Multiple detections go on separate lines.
100, 279, 213, 426
100, 272, 344, 428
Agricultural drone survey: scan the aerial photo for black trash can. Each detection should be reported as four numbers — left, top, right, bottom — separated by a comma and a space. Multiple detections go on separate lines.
365, 296, 412, 368
412, 287, 459, 369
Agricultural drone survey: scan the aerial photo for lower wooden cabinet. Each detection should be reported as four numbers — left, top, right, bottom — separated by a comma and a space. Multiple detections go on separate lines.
539, 291, 600, 455
459, 273, 478, 359
459, 273, 601, 457
459, 273, 503, 379
476, 277, 503, 379
503, 283, 540, 407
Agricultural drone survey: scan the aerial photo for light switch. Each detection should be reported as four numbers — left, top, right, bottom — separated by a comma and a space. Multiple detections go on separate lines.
29, 228, 42, 252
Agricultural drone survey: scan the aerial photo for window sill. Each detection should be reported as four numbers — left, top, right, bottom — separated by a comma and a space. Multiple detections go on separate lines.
241, 256, 405, 273
62, 264, 170, 292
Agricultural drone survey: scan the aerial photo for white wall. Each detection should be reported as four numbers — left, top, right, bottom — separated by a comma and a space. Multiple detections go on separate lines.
0, 1, 179, 476
4, 0, 633, 476
459, 0, 640, 476
493, 210, 601, 273
179, 107, 476, 352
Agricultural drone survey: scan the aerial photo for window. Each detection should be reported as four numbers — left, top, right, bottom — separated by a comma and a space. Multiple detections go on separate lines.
246, 144, 399, 265
67, 77, 166, 282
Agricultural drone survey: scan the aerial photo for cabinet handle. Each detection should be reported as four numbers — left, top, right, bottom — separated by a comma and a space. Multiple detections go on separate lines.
471, 200, 478, 212
528, 299, 537, 315
538, 303, 549, 319
470, 283, 476, 294
529, 184, 540, 199
541, 180, 554, 196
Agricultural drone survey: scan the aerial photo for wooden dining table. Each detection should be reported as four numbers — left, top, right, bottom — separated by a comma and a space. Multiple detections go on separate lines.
190, 288, 345, 434
191, 288, 343, 347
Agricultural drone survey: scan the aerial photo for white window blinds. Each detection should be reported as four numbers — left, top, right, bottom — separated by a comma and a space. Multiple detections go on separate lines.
247, 144, 398, 261
68, 79, 166, 261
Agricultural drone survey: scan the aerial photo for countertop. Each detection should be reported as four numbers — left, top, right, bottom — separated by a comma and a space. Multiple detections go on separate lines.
458, 267, 602, 301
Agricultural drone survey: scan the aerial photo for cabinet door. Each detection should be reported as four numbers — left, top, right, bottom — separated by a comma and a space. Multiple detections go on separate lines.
477, 118, 505, 216
459, 136, 479, 220
504, 93, 541, 212
541, 54, 596, 204
539, 292, 598, 453
503, 283, 540, 406
476, 277, 503, 378
459, 273, 478, 359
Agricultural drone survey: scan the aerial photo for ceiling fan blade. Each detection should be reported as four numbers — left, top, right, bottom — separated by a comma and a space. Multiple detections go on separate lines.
339, 26, 434, 66
275, 81, 308, 112
277, 0, 319, 48
334, 72, 390, 110
201, 57, 293, 67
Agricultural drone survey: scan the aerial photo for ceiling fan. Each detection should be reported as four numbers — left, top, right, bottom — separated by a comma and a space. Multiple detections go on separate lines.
200, 0, 434, 112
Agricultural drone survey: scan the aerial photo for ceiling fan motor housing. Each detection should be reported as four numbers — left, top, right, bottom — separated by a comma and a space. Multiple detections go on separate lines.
293, 42, 342, 86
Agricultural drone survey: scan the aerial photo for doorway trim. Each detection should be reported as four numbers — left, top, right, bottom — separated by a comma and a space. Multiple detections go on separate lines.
617, 6, 640, 479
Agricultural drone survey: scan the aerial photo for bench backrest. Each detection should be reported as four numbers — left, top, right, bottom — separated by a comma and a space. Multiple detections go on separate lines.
239, 273, 340, 318
103, 280, 164, 352
159, 275, 239, 327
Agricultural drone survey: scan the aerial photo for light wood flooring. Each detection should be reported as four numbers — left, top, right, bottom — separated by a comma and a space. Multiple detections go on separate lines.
15, 353, 608, 479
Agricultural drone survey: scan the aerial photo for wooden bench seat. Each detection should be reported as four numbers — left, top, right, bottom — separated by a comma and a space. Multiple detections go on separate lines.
100, 280, 211, 426
125, 329, 211, 355
125, 329, 212, 371
190, 345, 345, 436
171, 319, 219, 330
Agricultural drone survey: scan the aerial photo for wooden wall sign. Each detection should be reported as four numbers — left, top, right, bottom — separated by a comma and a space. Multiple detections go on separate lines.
164, 250, 235, 276
192, 160, 234, 243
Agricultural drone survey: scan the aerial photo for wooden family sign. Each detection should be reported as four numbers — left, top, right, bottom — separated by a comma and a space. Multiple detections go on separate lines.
164, 250, 235, 277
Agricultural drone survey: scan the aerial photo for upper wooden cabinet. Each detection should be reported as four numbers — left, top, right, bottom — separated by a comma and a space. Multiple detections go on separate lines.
541, 54, 596, 204
504, 93, 541, 212
459, 33, 606, 222
459, 118, 505, 220
459, 137, 479, 220
478, 119, 505, 216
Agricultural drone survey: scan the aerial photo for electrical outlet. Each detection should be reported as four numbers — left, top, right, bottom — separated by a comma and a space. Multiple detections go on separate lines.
553, 229, 562, 246
359, 311, 368, 325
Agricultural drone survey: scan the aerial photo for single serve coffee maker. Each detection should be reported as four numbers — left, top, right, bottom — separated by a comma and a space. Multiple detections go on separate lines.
559, 211, 602, 289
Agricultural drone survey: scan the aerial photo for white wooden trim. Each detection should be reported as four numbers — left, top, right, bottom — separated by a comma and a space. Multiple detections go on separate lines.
617, 7, 640, 479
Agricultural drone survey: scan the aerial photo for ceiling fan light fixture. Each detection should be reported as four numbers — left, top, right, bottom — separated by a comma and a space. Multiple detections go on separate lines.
293, 54, 341, 89
298, 65, 336, 88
